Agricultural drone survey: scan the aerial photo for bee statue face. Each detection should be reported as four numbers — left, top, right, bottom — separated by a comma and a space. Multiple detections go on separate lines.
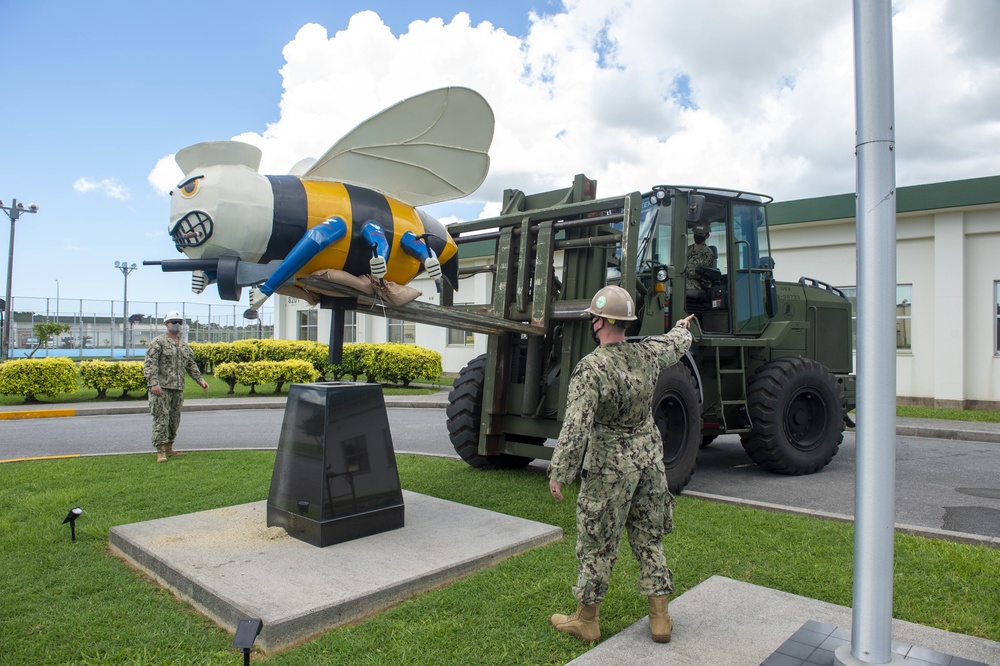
154, 87, 493, 305
169, 158, 274, 262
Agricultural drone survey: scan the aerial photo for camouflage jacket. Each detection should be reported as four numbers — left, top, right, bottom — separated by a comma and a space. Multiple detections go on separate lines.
548, 321, 693, 484
684, 243, 715, 291
144, 334, 203, 391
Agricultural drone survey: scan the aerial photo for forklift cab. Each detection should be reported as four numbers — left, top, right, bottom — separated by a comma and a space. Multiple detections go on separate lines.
635, 186, 776, 335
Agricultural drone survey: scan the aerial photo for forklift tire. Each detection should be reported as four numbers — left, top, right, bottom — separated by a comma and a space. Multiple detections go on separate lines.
446, 355, 536, 470
740, 357, 845, 475
652, 364, 702, 494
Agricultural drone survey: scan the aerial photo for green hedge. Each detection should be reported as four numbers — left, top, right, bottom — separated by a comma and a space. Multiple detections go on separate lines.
79, 361, 147, 398
338, 343, 376, 381
190, 339, 330, 376
191, 340, 441, 386
362, 343, 443, 386
0, 341, 442, 403
214, 359, 320, 394
0, 358, 78, 403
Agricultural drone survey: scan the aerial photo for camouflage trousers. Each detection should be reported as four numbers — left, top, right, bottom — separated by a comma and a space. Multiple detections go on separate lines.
150, 389, 185, 449
572, 460, 675, 605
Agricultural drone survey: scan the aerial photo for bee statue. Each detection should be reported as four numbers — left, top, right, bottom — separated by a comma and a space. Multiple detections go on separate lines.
146, 87, 494, 309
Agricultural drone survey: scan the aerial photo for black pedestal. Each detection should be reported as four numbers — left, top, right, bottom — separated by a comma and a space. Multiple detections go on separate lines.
266, 382, 404, 547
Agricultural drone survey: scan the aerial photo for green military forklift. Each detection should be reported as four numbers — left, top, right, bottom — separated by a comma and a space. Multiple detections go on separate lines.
440, 176, 856, 492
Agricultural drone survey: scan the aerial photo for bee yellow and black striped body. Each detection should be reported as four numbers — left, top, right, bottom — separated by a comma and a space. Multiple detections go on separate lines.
265, 176, 458, 288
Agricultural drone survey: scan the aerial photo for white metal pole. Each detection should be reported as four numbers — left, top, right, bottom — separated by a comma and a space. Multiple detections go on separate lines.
837, 1, 899, 664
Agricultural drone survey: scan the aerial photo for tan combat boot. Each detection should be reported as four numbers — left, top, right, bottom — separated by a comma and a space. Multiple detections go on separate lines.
648, 595, 672, 643
156, 446, 168, 463
165, 443, 185, 458
550, 603, 600, 642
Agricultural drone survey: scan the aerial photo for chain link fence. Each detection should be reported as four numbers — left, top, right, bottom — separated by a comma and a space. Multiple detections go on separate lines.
3, 296, 274, 360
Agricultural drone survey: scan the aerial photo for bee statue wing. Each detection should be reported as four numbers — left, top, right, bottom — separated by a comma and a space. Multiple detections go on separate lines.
304, 87, 494, 206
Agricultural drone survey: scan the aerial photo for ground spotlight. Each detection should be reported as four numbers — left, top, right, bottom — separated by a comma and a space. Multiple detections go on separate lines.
233, 618, 263, 665
62, 507, 83, 541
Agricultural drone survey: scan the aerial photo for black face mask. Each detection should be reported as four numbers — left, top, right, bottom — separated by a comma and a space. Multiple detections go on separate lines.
590, 316, 603, 344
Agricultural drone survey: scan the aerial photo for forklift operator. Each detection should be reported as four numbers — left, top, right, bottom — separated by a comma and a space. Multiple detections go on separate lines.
684, 221, 715, 293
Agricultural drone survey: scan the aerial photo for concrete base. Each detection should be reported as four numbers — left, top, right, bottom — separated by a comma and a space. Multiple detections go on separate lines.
834, 645, 906, 665
566, 576, 1000, 666
109, 492, 562, 653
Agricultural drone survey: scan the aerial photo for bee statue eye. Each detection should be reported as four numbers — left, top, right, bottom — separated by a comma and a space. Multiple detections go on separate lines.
178, 176, 202, 198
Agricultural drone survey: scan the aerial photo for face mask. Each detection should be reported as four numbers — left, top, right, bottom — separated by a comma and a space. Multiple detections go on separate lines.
168, 323, 182, 333
590, 317, 603, 344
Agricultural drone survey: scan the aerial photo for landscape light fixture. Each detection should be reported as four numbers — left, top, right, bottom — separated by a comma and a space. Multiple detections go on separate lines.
232, 618, 263, 665
62, 507, 83, 542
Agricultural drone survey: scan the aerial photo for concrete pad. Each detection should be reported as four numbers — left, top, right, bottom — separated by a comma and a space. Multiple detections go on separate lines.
109, 491, 562, 652
567, 576, 1000, 666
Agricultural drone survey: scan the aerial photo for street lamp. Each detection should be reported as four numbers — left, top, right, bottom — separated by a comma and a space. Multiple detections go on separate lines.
1, 199, 39, 360
114, 261, 137, 358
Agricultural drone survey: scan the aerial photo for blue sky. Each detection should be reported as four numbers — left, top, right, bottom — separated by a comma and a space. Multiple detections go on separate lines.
1, 0, 997, 312
0, 0, 549, 310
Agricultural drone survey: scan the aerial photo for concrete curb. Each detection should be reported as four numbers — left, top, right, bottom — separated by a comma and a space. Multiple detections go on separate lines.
684, 491, 1000, 550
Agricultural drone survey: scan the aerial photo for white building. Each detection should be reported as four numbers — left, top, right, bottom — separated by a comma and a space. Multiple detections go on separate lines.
275, 175, 1000, 409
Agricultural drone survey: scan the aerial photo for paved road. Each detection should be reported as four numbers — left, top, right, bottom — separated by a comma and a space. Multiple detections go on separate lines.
2, 399, 998, 542
0, 407, 452, 459
687, 433, 1000, 539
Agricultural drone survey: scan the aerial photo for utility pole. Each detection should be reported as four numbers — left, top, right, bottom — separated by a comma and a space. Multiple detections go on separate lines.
115, 261, 137, 358
1, 199, 39, 360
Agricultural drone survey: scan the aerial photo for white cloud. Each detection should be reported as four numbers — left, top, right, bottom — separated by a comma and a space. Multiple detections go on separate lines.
73, 177, 130, 201
148, 155, 182, 196
148, 1, 1000, 205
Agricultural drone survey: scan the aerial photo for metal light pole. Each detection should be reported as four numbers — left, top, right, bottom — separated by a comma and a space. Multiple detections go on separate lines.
1, 199, 39, 360
835, 2, 900, 665
115, 261, 137, 358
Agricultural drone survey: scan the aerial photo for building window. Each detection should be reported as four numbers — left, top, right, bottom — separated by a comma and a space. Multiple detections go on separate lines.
387, 318, 415, 344
298, 309, 318, 341
448, 328, 474, 346
344, 311, 357, 344
995, 282, 1000, 354
838, 284, 911, 350
896, 285, 912, 350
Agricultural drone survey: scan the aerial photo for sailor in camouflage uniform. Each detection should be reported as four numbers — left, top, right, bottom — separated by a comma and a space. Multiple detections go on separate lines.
548, 286, 693, 643
684, 221, 715, 292
144, 311, 209, 463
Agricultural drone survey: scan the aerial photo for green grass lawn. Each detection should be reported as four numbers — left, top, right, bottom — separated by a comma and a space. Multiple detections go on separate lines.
0, 453, 997, 665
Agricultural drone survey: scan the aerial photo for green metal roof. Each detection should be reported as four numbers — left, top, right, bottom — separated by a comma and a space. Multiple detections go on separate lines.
767, 174, 1000, 226
453, 175, 1000, 259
